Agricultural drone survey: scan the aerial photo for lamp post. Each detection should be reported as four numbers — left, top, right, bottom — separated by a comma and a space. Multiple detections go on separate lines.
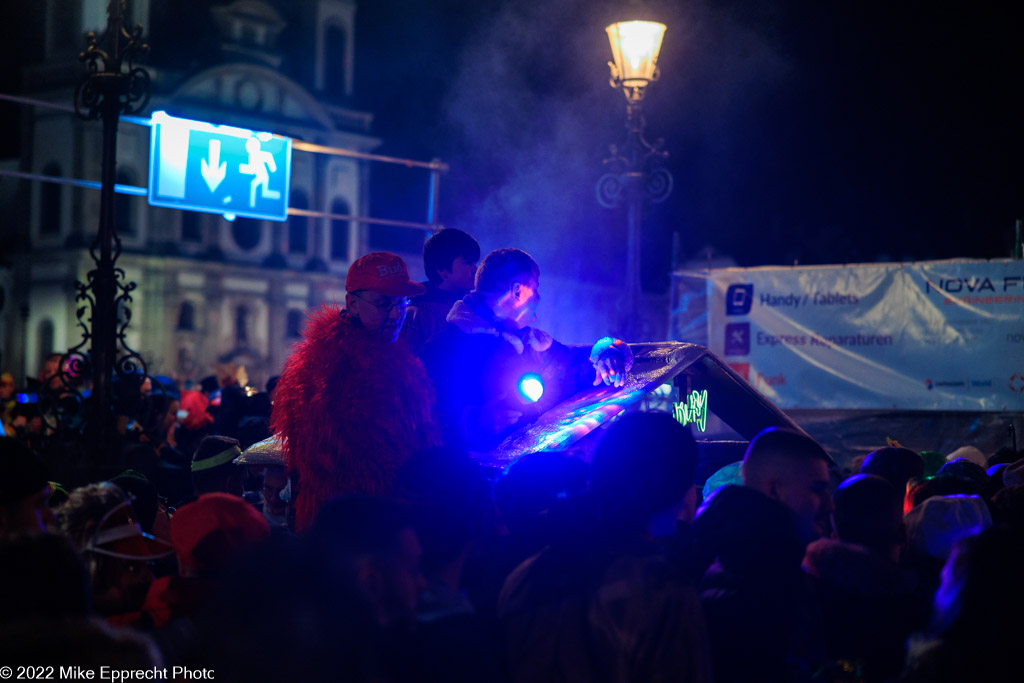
47, 0, 151, 477
596, 19, 672, 341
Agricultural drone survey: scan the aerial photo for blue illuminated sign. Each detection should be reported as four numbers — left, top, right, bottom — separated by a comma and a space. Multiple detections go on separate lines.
147, 111, 292, 221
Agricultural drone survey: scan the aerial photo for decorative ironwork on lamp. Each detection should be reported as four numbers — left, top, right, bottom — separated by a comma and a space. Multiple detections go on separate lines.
43, 0, 154, 477
596, 19, 673, 341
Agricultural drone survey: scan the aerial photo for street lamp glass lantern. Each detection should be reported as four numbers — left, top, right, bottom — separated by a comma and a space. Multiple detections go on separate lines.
605, 20, 666, 89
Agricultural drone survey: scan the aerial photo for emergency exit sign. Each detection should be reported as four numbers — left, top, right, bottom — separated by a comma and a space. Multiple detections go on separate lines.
147, 111, 292, 221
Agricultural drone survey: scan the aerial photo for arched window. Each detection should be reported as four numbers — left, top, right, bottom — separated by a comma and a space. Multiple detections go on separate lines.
182, 211, 203, 242
232, 217, 262, 251
177, 301, 195, 331
115, 168, 137, 236
286, 309, 304, 338
325, 25, 347, 96
235, 306, 250, 345
330, 198, 350, 261
40, 163, 62, 235
288, 191, 309, 254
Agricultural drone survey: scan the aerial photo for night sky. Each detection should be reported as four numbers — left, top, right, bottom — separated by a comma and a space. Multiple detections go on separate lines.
2, 1, 1021, 293
355, 0, 1022, 290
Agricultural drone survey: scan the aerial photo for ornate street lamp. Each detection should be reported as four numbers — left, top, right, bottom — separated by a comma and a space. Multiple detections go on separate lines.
597, 18, 672, 341
43, 0, 152, 479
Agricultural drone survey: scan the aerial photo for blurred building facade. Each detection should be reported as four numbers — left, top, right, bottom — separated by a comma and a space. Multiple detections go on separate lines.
0, 0, 427, 389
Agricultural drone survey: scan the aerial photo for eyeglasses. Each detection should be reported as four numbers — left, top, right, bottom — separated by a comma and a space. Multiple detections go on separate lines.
354, 293, 410, 316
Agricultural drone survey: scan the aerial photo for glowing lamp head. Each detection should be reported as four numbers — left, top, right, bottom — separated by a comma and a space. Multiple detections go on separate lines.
518, 374, 545, 403
605, 20, 666, 94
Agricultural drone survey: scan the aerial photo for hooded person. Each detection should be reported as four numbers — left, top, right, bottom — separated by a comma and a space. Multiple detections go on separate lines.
271, 252, 441, 531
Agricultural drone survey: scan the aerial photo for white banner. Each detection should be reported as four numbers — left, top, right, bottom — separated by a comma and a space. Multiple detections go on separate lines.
706, 259, 1024, 411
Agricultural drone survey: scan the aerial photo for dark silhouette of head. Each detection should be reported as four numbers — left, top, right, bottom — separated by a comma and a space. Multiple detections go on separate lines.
989, 484, 1024, 532
937, 458, 992, 498
694, 484, 804, 578
393, 446, 491, 578
495, 450, 589, 536
309, 496, 424, 628
423, 228, 480, 291
591, 411, 699, 536
833, 473, 904, 559
0, 532, 92, 621
860, 446, 924, 494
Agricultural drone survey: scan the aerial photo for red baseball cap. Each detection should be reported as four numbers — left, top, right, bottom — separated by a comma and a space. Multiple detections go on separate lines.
345, 252, 426, 298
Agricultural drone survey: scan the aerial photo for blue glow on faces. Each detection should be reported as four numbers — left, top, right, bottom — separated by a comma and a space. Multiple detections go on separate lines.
518, 374, 545, 402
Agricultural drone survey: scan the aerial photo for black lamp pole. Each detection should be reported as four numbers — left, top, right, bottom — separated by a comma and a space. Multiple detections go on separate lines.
63, 0, 150, 473
596, 36, 672, 342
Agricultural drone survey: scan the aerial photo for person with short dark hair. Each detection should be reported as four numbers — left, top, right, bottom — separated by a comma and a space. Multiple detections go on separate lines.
401, 228, 481, 352
742, 427, 835, 544
419, 248, 631, 450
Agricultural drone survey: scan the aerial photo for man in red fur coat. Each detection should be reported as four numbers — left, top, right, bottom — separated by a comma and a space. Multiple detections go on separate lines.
271, 252, 440, 530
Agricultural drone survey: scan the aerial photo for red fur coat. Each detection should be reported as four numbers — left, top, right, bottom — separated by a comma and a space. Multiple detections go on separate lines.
271, 306, 440, 530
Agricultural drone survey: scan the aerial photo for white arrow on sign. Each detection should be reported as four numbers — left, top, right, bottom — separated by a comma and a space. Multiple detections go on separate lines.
200, 139, 227, 192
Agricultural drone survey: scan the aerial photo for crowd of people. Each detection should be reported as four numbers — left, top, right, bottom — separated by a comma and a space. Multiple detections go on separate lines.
1, 229, 1022, 682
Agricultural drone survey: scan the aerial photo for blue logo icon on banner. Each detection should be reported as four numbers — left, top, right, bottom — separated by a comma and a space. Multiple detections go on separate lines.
726, 283, 753, 315
148, 111, 292, 222
724, 322, 750, 356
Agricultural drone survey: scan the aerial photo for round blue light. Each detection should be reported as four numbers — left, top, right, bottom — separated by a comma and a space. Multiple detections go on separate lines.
518, 374, 545, 403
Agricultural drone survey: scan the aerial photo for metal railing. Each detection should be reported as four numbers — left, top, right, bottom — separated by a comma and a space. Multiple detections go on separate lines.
0, 91, 447, 230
